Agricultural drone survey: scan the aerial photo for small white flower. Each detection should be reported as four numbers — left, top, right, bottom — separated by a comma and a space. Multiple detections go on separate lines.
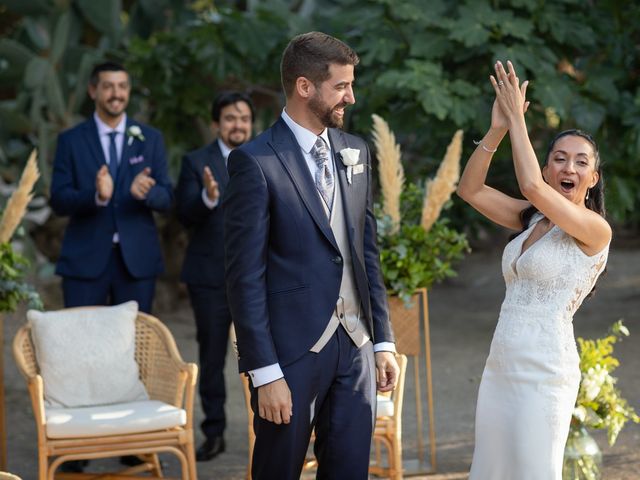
127, 125, 145, 145
340, 148, 360, 166
339, 148, 360, 184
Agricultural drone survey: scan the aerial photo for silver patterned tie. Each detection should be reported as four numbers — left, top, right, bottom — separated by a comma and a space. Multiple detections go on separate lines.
311, 137, 334, 211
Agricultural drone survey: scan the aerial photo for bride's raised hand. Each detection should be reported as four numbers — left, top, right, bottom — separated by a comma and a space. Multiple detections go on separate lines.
490, 97, 508, 131
490, 60, 529, 127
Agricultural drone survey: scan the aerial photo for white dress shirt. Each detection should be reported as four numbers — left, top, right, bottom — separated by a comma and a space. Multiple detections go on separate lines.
248, 110, 395, 388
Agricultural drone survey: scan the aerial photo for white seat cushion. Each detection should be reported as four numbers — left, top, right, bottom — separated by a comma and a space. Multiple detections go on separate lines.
28, 301, 148, 408
376, 394, 395, 418
45, 400, 186, 439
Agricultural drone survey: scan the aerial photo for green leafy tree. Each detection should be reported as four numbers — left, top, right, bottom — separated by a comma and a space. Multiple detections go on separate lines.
314, 0, 640, 225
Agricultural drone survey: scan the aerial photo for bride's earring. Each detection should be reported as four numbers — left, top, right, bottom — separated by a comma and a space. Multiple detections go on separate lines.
586, 189, 590, 200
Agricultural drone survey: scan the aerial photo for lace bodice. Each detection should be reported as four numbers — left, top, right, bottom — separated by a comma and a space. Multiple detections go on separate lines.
501, 213, 608, 321
488, 213, 609, 373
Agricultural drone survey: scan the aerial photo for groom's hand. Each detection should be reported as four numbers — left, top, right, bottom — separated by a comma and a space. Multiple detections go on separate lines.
375, 351, 400, 392
257, 378, 293, 425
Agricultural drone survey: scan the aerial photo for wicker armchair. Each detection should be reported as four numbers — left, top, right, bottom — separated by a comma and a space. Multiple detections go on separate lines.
13, 310, 198, 480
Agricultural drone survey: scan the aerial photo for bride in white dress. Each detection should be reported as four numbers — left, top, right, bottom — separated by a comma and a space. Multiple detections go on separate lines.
457, 60, 611, 479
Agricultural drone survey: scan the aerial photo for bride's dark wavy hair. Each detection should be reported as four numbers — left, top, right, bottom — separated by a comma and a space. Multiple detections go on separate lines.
513, 129, 607, 296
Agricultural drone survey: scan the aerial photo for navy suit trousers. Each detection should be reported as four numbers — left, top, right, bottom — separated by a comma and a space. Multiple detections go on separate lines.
62, 244, 156, 313
250, 327, 376, 480
187, 284, 232, 439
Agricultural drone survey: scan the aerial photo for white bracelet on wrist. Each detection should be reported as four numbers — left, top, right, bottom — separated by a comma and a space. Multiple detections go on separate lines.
473, 140, 498, 153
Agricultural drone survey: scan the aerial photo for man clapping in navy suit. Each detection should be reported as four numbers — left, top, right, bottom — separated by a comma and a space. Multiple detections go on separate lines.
176, 92, 254, 462
224, 32, 399, 479
51, 61, 172, 314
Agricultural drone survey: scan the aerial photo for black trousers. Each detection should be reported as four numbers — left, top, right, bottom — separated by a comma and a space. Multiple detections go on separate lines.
187, 283, 233, 439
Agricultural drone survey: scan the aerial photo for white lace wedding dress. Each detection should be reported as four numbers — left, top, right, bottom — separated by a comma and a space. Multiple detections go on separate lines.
469, 213, 609, 480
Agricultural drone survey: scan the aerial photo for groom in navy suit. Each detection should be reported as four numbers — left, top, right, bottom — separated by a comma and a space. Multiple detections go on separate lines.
51, 61, 172, 314
224, 32, 399, 479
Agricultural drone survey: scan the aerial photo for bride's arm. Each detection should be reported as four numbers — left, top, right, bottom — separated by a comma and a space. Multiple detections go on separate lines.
457, 97, 530, 231
493, 60, 611, 254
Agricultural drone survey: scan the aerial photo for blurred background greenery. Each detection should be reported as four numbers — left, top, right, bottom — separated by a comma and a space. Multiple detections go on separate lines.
1, 0, 639, 300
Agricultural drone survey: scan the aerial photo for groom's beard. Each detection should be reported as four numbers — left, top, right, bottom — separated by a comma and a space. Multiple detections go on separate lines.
309, 93, 347, 129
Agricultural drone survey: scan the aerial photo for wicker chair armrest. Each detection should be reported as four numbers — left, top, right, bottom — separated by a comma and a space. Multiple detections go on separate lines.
135, 313, 198, 410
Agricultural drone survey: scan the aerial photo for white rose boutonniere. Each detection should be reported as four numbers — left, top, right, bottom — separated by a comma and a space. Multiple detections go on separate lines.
340, 148, 360, 184
127, 125, 146, 146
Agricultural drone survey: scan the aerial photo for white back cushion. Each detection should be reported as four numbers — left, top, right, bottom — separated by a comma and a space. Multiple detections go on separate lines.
28, 301, 148, 408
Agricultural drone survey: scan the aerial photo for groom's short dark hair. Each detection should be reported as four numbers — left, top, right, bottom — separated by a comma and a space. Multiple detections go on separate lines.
281, 32, 359, 97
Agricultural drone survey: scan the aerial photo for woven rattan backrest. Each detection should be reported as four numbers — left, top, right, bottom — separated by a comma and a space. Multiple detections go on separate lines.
134, 313, 186, 407
13, 326, 39, 379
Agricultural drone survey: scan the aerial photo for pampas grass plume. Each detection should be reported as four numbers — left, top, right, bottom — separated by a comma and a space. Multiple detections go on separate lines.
0, 149, 40, 243
420, 130, 463, 233
372, 114, 404, 233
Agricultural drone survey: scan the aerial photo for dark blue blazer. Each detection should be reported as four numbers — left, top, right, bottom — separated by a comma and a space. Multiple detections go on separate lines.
176, 141, 228, 287
224, 118, 394, 373
50, 116, 173, 280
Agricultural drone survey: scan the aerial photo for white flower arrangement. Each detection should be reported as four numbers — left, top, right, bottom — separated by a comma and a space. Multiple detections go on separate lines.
339, 148, 360, 184
127, 125, 145, 146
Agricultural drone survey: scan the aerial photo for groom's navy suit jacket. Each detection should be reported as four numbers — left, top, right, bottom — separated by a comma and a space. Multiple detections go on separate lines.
224, 118, 394, 374
51, 117, 173, 280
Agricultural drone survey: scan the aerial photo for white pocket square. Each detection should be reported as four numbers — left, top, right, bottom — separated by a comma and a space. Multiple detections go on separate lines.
352, 164, 365, 175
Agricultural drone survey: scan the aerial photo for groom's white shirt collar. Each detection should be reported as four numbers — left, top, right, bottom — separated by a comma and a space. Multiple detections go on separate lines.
281, 108, 331, 153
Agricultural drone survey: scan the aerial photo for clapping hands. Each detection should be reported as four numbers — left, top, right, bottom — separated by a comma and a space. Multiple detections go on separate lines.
490, 60, 530, 130
131, 167, 156, 200
96, 165, 113, 202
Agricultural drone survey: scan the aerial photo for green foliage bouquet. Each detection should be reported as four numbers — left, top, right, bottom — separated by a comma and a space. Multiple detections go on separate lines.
372, 115, 469, 304
572, 320, 639, 444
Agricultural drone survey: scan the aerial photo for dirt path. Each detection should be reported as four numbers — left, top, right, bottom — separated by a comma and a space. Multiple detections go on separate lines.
3, 244, 639, 479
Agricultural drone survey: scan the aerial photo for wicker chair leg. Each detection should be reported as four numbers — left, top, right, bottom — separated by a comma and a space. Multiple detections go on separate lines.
149, 453, 163, 476
186, 444, 197, 480
392, 435, 403, 480
38, 453, 47, 480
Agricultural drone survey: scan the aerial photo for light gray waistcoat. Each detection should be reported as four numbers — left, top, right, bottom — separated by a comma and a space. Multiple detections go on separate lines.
310, 168, 370, 353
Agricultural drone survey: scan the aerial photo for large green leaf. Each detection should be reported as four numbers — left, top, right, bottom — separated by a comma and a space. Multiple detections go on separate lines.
532, 75, 573, 118
23, 16, 51, 51
447, 16, 491, 48
75, 0, 122, 40
23, 56, 49, 89
0, 39, 36, 74
50, 11, 72, 65
44, 66, 66, 121
571, 99, 607, 133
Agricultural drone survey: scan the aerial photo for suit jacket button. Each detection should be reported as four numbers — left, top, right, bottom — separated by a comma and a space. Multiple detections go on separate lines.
332, 256, 342, 264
